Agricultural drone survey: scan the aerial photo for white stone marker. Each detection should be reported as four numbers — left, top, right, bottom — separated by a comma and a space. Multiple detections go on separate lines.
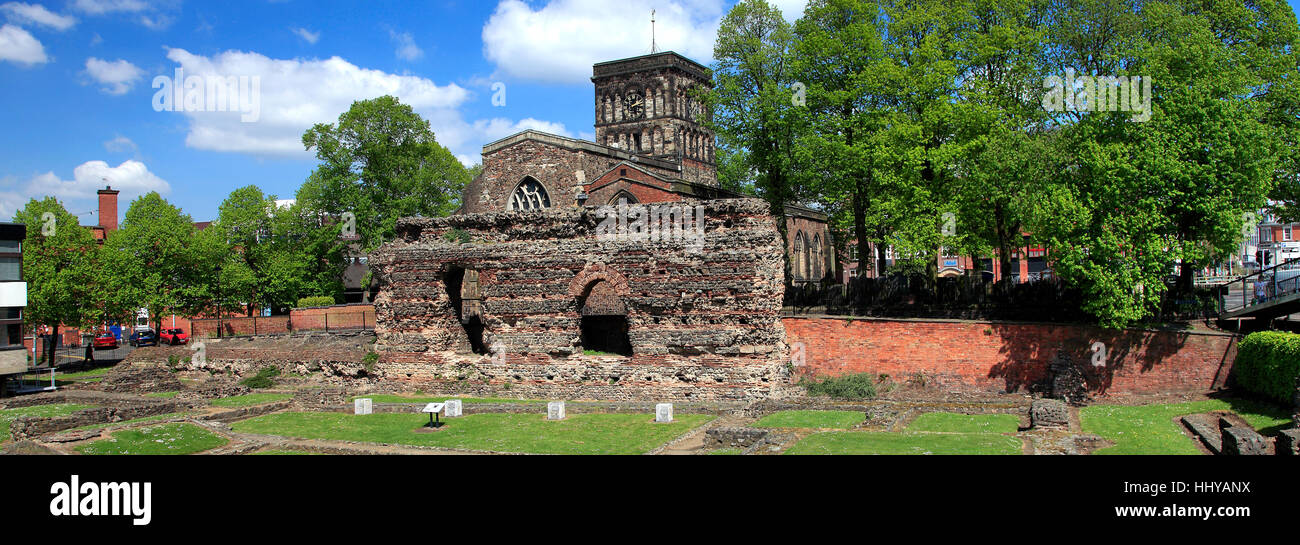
354, 398, 373, 415
444, 399, 463, 417
655, 403, 673, 423
547, 401, 566, 420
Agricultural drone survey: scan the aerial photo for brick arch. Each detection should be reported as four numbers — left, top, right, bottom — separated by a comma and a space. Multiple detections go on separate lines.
567, 263, 630, 298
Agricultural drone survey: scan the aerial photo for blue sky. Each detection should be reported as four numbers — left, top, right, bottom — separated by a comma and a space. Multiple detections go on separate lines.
0, 0, 1293, 225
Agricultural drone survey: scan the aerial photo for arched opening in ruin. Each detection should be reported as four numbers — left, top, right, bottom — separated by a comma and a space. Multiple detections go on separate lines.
443, 265, 488, 355
577, 279, 632, 356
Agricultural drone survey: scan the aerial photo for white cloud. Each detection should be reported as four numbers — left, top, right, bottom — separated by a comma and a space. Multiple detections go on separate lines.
390, 30, 422, 61
138, 13, 169, 29
157, 48, 471, 157
0, 23, 45, 65
4, 159, 170, 219
291, 26, 319, 44
1, 2, 76, 31
472, 117, 571, 142
73, 0, 173, 29
482, 0, 724, 84
769, 0, 808, 21
71, 0, 148, 14
103, 135, 137, 153
85, 57, 144, 94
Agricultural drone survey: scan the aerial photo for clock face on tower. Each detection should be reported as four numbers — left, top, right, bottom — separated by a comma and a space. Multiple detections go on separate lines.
623, 91, 645, 120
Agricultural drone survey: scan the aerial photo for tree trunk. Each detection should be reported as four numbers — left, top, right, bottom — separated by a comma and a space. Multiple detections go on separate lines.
853, 177, 870, 278
48, 324, 59, 367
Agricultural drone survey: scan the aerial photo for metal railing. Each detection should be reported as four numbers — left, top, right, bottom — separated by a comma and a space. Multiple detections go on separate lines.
1223, 257, 1300, 316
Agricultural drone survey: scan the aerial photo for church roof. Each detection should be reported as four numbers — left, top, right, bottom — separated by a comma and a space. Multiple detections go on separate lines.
592, 51, 711, 82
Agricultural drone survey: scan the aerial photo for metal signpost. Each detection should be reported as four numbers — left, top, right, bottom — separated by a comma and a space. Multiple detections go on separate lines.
422, 402, 446, 428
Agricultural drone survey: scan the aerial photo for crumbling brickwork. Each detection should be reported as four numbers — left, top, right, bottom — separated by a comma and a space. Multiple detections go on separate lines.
371, 198, 791, 401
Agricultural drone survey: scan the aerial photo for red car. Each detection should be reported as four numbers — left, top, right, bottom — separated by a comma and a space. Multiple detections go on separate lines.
92, 332, 118, 350
159, 328, 189, 345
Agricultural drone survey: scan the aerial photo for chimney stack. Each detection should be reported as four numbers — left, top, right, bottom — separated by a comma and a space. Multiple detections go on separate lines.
97, 186, 119, 233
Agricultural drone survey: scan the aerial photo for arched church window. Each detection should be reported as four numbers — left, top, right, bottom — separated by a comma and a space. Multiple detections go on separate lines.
509, 178, 551, 211
609, 191, 639, 205
812, 234, 823, 280
793, 232, 805, 281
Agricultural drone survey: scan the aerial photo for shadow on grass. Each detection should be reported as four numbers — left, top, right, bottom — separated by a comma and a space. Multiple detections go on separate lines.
1206, 391, 1294, 436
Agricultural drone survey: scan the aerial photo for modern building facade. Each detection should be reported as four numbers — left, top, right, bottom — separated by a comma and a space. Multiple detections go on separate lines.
0, 223, 27, 377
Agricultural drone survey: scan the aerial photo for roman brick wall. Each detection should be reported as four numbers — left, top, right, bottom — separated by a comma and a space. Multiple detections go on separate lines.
783, 316, 1238, 396
370, 198, 793, 401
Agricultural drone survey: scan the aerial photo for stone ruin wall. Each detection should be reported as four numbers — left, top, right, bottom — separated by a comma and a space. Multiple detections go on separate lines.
370, 198, 792, 401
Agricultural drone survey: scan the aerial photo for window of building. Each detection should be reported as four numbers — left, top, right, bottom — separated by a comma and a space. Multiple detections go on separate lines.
0, 239, 19, 253
792, 232, 805, 281
0, 256, 19, 281
1263, 228, 1273, 242
609, 191, 638, 205
508, 178, 551, 211
1286, 226, 1293, 241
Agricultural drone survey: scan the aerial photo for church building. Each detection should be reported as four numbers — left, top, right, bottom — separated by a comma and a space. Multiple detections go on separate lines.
458, 51, 835, 285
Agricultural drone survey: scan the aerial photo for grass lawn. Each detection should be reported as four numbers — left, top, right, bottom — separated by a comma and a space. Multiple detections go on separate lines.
232, 412, 713, 454
349, 394, 544, 405
69, 412, 191, 432
251, 450, 326, 455
1, 403, 95, 440
753, 410, 864, 429
908, 412, 1021, 434
144, 391, 180, 399
23, 366, 112, 382
786, 431, 1022, 455
210, 393, 292, 408
1080, 398, 1292, 455
76, 423, 229, 455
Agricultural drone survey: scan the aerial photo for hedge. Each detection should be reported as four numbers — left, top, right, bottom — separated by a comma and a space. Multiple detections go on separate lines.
1233, 331, 1300, 404
296, 296, 336, 308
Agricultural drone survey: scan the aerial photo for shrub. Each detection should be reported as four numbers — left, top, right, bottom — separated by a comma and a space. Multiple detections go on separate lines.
442, 228, 471, 244
1233, 331, 1300, 404
296, 296, 336, 308
363, 352, 379, 374
240, 366, 281, 389
800, 373, 878, 400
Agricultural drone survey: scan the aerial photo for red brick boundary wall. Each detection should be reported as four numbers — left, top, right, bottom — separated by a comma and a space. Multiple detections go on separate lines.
191, 304, 375, 337
783, 316, 1238, 396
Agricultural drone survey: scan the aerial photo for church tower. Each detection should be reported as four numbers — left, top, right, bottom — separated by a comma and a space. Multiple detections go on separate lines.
592, 52, 717, 187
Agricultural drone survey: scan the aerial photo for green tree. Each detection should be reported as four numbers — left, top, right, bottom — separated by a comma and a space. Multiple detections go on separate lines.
709, 0, 807, 272
13, 198, 101, 365
99, 193, 209, 331
299, 95, 469, 253
1027, 0, 1292, 326
791, 0, 891, 275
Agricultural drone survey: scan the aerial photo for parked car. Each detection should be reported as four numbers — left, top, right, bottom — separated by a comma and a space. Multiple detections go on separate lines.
159, 328, 188, 345
92, 332, 118, 350
129, 329, 157, 347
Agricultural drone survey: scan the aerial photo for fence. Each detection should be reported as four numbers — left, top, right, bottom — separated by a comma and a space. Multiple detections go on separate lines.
1221, 256, 1300, 315
787, 275, 1221, 323
190, 308, 374, 338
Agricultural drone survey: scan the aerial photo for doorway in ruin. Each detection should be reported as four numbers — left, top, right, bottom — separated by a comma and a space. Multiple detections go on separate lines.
444, 265, 488, 355
578, 279, 632, 356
